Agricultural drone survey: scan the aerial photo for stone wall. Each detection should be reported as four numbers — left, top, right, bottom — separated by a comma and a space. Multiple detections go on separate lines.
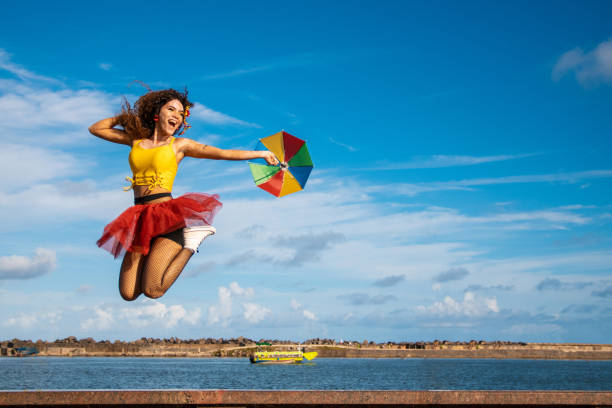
310, 345, 612, 360
2, 339, 611, 360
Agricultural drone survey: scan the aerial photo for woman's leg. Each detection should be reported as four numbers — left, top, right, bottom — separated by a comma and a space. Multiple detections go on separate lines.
141, 236, 194, 299
119, 251, 146, 301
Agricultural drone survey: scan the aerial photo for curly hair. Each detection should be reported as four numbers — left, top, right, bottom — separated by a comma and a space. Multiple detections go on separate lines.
117, 89, 193, 140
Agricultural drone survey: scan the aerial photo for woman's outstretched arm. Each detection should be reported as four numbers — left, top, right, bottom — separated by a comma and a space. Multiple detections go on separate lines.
89, 117, 132, 146
178, 138, 279, 165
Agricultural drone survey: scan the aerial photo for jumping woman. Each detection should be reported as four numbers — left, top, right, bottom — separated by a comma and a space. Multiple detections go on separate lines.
89, 89, 278, 301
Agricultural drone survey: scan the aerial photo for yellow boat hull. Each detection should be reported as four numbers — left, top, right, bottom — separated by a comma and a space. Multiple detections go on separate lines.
249, 351, 318, 364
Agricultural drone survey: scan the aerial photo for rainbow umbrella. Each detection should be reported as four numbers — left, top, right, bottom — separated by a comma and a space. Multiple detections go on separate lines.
248, 131, 313, 197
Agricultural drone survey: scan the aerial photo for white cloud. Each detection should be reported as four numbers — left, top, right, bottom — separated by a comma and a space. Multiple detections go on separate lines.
4, 313, 38, 328
226, 231, 346, 268
368, 170, 612, 197
433, 267, 470, 283
0, 248, 56, 280
484, 297, 499, 313
190, 104, 260, 127
303, 310, 317, 320
203, 53, 317, 80
207, 287, 232, 326
3, 310, 61, 329
214, 177, 604, 286
229, 281, 254, 297
81, 306, 113, 330
76, 285, 93, 293
553, 38, 612, 85
374, 154, 535, 170
98, 62, 112, 71
503, 323, 564, 336
337, 293, 397, 306
121, 299, 200, 328
0, 79, 117, 133
553, 49, 584, 80
243, 302, 270, 323
183, 307, 202, 325
47, 311, 63, 325
0, 143, 87, 190
204, 64, 275, 80
290, 299, 301, 310
0, 49, 59, 83
468, 250, 612, 277
166, 305, 188, 327
0, 183, 130, 228
417, 292, 499, 317
207, 282, 258, 327
329, 137, 357, 152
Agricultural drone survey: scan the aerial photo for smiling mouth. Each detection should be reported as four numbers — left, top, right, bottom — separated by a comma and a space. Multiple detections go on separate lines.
168, 119, 178, 127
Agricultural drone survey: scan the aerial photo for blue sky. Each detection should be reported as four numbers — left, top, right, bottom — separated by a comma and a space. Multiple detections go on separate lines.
1, 1, 611, 343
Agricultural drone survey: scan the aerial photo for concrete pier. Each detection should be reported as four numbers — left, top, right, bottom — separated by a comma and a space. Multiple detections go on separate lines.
0, 390, 610, 407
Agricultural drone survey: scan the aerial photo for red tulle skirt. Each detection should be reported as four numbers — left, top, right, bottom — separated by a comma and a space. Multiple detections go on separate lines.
97, 193, 222, 258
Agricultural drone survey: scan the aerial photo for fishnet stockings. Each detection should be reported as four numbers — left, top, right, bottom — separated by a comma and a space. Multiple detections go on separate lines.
119, 251, 145, 301
119, 237, 193, 301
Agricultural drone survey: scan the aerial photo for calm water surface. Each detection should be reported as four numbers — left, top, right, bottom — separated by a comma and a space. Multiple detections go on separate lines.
1, 357, 611, 390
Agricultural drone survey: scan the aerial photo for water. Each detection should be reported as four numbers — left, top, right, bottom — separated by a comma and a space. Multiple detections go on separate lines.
1, 357, 610, 390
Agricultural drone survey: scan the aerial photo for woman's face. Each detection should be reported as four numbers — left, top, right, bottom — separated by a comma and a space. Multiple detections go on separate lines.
157, 99, 184, 136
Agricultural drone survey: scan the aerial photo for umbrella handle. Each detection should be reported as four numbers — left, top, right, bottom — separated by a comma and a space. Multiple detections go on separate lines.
279, 161, 288, 171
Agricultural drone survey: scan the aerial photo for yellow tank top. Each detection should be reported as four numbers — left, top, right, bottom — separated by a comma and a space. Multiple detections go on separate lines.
125, 137, 178, 192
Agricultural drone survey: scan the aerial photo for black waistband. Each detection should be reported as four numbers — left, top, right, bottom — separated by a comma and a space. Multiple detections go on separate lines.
134, 193, 173, 205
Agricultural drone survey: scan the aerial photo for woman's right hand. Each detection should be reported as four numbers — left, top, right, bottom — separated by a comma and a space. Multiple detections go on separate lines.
88, 116, 132, 146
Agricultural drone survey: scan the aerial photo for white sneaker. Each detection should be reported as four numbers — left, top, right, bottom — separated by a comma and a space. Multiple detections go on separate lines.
183, 226, 216, 253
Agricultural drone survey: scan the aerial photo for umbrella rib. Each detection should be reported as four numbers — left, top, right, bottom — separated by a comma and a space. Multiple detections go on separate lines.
254, 175, 273, 183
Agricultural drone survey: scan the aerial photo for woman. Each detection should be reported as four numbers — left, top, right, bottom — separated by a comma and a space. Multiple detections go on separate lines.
89, 89, 278, 301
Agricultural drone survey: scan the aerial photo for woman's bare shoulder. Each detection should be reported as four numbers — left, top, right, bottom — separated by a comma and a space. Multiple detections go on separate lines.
173, 137, 190, 147
174, 137, 203, 144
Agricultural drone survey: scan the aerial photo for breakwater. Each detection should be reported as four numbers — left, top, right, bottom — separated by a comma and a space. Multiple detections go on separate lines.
2, 338, 611, 360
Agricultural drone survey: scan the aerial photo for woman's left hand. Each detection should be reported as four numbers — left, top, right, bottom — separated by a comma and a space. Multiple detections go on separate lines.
261, 150, 279, 166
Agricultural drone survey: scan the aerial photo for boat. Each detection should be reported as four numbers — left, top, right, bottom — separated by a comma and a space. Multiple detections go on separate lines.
249, 343, 317, 364
14, 347, 38, 357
